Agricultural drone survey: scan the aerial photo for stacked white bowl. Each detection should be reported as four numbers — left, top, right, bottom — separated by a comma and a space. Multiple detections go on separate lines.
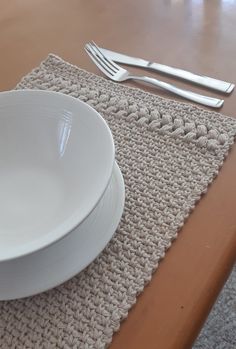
0, 90, 125, 300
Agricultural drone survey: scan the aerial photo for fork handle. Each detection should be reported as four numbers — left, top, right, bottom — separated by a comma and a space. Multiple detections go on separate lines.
131, 76, 224, 108
149, 63, 234, 94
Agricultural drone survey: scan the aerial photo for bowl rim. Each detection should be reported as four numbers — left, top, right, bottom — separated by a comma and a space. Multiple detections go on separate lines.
0, 89, 115, 262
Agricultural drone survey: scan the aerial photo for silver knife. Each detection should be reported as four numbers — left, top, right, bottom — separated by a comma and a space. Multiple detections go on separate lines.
100, 48, 234, 94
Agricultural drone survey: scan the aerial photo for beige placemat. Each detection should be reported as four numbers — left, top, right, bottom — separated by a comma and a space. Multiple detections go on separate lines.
1, 54, 236, 349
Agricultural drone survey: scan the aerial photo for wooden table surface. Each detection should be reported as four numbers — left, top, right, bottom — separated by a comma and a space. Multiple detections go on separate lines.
0, 1, 236, 348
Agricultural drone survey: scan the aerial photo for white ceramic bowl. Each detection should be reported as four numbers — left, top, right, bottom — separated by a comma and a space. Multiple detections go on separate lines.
0, 90, 115, 262
0, 162, 125, 300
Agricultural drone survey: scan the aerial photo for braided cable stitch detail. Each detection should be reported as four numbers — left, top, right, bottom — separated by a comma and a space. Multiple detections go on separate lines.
17, 56, 235, 154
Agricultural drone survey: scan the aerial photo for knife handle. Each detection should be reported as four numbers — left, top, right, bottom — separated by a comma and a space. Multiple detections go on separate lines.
149, 63, 234, 94
131, 76, 224, 108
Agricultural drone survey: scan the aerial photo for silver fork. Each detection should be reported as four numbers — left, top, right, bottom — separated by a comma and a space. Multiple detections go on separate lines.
85, 42, 224, 108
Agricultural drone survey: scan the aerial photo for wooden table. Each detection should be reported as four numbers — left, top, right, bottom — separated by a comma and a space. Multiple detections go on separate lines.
0, 1, 236, 348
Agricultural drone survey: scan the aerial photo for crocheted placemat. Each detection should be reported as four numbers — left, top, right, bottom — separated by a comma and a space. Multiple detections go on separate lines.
1, 54, 236, 349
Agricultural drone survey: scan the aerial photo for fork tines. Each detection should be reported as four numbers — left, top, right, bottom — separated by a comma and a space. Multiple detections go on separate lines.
85, 42, 119, 77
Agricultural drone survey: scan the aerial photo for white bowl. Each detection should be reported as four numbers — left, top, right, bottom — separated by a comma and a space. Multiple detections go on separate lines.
0, 90, 115, 261
0, 162, 125, 300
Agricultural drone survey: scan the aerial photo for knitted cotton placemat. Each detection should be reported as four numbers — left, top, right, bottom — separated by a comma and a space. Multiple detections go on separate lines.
1, 54, 236, 349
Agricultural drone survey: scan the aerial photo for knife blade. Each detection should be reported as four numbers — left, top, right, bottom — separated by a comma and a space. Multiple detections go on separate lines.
100, 47, 234, 94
